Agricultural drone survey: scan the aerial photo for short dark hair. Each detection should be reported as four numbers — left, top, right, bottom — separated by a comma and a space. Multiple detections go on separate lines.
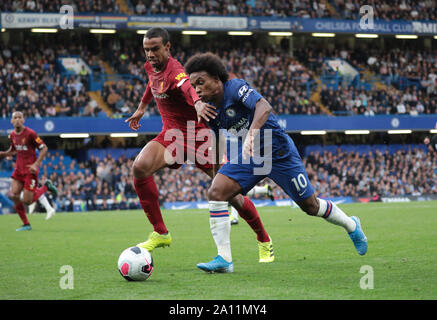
144, 27, 170, 45
184, 52, 229, 84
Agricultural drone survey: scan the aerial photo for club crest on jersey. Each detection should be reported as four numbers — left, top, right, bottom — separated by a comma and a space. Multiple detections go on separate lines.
175, 72, 187, 81
226, 108, 236, 118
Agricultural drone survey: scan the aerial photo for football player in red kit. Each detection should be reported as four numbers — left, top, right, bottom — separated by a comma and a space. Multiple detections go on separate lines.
125, 28, 274, 264
0, 111, 58, 231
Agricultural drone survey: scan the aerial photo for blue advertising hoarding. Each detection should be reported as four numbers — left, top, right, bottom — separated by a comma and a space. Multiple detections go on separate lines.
1, 115, 436, 136
1, 12, 437, 35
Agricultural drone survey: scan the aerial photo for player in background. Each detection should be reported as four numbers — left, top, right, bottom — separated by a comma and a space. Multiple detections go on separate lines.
125, 28, 274, 264
230, 183, 274, 225
27, 181, 56, 217
0, 111, 58, 230
185, 53, 368, 273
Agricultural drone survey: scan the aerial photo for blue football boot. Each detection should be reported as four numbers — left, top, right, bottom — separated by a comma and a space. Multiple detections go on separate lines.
348, 216, 368, 255
197, 255, 234, 273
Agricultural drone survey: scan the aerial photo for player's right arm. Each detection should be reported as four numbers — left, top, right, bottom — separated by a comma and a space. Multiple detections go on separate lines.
0, 146, 16, 159
125, 82, 153, 131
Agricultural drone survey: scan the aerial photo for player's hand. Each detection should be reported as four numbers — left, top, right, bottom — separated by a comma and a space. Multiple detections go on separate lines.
27, 163, 38, 174
194, 100, 217, 123
125, 109, 145, 131
242, 129, 258, 160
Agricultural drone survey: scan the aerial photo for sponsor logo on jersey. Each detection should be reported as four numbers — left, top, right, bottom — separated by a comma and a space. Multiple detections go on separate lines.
229, 117, 249, 133
238, 85, 248, 97
15, 145, 29, 151
153, 92, 170, 99
242, 88, 254, 103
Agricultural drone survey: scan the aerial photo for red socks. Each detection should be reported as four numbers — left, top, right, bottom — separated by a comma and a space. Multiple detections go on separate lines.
15, 202, 29, 225
238, 196, 270, 242
133, 176, 168, 235
33, 185, 47, 203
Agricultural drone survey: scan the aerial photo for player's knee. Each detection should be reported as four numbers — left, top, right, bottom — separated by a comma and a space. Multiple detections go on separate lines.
22, 198, 33, 206
132, 159, 153, 178
207, 185, 227, 202
8, 192, 20, 203
298, 197, 319, 216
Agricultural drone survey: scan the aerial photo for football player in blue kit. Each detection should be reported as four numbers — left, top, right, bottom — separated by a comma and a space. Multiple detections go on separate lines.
185, 52, 368, 273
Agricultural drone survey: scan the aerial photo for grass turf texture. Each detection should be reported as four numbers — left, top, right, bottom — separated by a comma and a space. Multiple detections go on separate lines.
0, 201, 436, 300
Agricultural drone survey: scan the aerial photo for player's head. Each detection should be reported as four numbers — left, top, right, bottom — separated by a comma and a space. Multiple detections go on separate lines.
143, 27, 171, 71
11, 111, 25, 130
185, 52, 229, 102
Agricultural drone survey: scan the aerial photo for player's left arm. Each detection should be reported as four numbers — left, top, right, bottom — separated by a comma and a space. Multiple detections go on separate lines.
233, 80, 272, 158
243, 98, 272, 158
0, 146, 16, 159
28, 134, 48, 174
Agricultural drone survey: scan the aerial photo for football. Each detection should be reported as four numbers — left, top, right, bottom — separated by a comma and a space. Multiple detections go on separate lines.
117, 246, 154, 281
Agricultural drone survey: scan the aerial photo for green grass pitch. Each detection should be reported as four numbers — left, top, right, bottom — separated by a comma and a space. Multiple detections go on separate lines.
0, 201, 436, 300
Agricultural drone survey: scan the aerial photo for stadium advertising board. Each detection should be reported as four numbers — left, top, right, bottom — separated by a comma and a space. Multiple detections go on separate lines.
1, 13, 437, 35
1, 116, 436, 135
163, 195, 437, 210
1, 12, 63, 28
127, 15, 187, 29
73, 14, 127, 29
250, 17, 436, 35
187, 16, 248, 30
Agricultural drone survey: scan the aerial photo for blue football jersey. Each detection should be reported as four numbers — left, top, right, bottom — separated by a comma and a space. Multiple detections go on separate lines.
208, 78, 297, 162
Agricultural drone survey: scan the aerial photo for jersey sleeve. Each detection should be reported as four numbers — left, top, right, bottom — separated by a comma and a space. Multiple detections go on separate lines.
29, 130, 45, 150
170, 66, 200, 106
179, 79, 200, 106
230, 79, 263, 110
173, 69, 190, 89
9, 135, 16, 151
141, 82, 153, 105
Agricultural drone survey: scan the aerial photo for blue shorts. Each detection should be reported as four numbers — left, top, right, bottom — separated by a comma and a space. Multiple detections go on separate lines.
218, 153, 314, 202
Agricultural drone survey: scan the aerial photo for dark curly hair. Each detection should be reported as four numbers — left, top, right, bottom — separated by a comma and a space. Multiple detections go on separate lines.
184, 52, 229, 84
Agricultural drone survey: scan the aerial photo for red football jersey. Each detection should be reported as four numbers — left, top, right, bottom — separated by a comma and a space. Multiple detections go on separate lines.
141, 55, 207, 132
9, 127, 45, 175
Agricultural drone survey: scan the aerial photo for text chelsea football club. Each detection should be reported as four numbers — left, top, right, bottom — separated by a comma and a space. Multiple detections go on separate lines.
169, 303, 267, 317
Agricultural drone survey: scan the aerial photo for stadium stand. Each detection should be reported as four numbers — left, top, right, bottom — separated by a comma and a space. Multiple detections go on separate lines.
0, 0, 122, 13
128, 0, 330, 17
330, 0, 437, 21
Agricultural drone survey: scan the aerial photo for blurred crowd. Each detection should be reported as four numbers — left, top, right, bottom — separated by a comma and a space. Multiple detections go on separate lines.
332, 0, 437, 21
0, 0, 121, 13
3, 0, 435, 21
304, 147, 437, 199
296, 46, 437, 116
131, 0, 329, 18
0, 40, 103, 119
